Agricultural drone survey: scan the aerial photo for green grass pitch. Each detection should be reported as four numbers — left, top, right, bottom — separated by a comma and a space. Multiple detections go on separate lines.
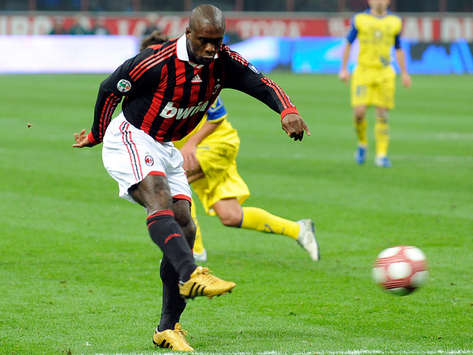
0, 73, 472, 354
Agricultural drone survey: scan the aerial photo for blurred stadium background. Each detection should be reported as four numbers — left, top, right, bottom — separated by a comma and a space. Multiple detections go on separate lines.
1, 0, 472, 74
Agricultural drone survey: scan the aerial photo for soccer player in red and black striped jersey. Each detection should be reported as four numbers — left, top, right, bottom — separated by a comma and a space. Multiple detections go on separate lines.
73, 4, 310, 351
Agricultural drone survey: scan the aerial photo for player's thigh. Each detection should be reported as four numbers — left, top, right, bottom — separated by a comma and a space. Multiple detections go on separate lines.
192, 162, 250, 214
196, 142, 238, 179
129, 174, 173, 212
351, 68, 371, 107
374, 68, 395, 109
102, 114, 168, 203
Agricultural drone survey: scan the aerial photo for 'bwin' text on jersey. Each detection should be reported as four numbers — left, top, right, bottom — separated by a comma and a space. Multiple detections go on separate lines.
160, 101, 209, 120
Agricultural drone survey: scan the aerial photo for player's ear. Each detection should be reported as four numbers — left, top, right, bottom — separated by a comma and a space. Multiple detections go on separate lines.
185, 26, 191, 38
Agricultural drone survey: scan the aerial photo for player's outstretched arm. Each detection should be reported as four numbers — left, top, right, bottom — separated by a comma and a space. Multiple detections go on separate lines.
181, 120, 221, 173
395, 49, 411, 88
221, 46, 306, 137
72, 129, 93, 148
281, 113, 311, 142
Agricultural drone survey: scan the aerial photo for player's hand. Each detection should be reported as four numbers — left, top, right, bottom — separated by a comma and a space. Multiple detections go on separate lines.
339, 69, 350, 84
180, 143, 200, 173
401, 72, 411, 88
72, 129, 92, 148
281, 113, 311, 142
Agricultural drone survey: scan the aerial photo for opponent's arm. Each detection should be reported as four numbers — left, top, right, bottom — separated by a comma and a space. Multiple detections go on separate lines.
221, 47, 310, 141
395, 49, 411, 88
339, 42, 352, 84
181, 120, 223, 174
339, 15, 357, 84
394, 24, 411, 88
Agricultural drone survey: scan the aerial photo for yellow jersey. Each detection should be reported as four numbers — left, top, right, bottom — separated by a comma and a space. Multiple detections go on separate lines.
347, 9, 402, 69
174, 96, 239, 149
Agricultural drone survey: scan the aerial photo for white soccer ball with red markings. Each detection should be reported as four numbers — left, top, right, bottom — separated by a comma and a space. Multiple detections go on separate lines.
372, 246, 428, 296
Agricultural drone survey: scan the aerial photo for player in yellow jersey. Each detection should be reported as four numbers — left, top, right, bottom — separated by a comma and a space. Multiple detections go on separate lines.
339, 0, 411, 167
174, 97, 320, 262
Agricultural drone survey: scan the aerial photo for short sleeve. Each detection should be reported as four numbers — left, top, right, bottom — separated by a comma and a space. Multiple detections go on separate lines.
206, 97, 227, 122
394, 18, 402, 49
347, 15, 358, 43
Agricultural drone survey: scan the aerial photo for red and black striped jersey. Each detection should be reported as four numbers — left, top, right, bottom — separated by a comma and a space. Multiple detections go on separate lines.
87, 35, 299, 145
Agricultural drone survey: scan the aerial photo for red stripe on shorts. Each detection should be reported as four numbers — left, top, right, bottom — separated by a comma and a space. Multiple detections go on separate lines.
173, 194, 192, 203
119, 121, 138, 180
148, 171, 166, 177
125, 124, 143, 179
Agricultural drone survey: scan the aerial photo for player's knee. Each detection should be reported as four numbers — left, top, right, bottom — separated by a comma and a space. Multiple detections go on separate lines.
354, 116, 364, 124
218, 210, 242, 227
354, 108, 366, 121
376, 108, 389, 120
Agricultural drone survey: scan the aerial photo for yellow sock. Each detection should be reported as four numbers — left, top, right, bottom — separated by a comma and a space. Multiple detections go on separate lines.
375, 117, 389, 157
240, 207, 300, 240
191, 202, 205, 253
354, 117, 368, 146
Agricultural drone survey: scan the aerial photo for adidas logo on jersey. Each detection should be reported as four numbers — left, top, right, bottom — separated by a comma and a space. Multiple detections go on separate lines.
191, 74, 202, 83
160, 101, 209, 120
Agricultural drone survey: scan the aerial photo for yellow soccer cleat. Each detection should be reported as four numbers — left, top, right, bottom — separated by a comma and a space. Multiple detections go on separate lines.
179, 266, 236, 299
152, 323, 194, 352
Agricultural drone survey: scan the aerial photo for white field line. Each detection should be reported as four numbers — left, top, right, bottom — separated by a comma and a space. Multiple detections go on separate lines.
407, 133, 473, 140
93, 350, 473, 355
393, 154, 473, 162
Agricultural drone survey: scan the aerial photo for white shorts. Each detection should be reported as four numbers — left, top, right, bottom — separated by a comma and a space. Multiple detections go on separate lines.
102, 113, 191, 204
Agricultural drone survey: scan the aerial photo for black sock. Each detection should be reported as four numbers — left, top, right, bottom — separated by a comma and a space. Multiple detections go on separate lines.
146, 209, 195, 282
158, 257, 186, 331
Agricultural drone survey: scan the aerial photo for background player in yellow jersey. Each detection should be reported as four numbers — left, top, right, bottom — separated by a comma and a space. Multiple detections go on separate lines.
174, 97, 320, 262
339, 0, 411, 167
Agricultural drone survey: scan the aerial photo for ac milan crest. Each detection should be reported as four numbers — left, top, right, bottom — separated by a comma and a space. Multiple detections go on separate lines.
144, 155, 154, 166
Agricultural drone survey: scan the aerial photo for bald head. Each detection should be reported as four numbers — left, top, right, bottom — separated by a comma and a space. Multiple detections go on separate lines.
189, 4, 225, 32
186, 4, 225, 65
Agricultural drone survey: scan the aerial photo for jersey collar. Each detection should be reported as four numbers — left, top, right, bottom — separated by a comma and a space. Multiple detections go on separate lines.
177, 34, 189, 61
176, 34, 219, 67
368, 8, 389, 18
